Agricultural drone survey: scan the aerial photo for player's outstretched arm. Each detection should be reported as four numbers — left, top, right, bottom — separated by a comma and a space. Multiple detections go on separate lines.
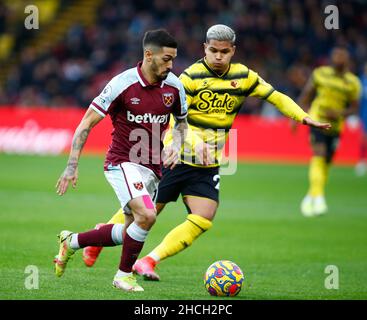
266, 90, 331, 129
56, 107, 103, 195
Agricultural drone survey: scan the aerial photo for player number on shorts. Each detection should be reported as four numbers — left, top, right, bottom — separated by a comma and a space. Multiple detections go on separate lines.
213, 174, 220, 190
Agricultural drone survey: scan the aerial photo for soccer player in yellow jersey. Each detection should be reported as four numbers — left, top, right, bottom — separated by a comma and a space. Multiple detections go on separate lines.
298, 46, 361, 217
83, 25, 330, 279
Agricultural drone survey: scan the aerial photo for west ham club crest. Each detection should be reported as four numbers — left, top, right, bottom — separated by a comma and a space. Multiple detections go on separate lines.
162, 93, 174, 107
133, 182, 144, 191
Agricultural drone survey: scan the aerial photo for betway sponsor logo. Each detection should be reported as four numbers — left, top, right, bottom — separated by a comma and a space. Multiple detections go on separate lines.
0, 120, 72, 155
127, 110, 169, 124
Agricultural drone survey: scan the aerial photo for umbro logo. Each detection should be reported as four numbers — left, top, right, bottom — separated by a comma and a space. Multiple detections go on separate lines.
130, 97, 140, 105
99, 97, 106, 104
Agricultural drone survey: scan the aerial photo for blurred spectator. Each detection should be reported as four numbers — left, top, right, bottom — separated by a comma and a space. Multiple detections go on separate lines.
355, 62, 367, 176
1, 0, 366, 114
0, 3, 7, 35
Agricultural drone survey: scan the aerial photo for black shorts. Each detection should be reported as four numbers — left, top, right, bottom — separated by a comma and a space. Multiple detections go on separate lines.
310, 127, 340, 163
156, 163, 220, 205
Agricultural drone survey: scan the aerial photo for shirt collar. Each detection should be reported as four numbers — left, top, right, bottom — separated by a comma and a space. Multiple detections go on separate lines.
202, 57, 231, 78
136, 61, 164, 87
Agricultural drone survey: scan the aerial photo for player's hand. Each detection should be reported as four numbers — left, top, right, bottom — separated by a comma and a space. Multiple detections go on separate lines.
195, 141, 212, 166
162, 145, 180, 170
56, 166, 78, 195
302, 116, 332, 130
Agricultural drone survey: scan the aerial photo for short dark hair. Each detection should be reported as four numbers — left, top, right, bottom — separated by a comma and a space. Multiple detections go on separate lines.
331, 44, 350, 54
142, 29, 177, 50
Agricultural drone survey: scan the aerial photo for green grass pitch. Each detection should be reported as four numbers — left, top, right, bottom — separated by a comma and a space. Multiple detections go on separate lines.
0, 154, 366, 300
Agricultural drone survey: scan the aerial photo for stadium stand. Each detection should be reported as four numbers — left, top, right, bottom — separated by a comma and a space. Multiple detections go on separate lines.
0, 0, 366, 113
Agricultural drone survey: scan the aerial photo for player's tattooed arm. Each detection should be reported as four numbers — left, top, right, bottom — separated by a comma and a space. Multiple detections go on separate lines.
66, 128, 91, 172
56, 108, 103, 195
163, 118, 188, 170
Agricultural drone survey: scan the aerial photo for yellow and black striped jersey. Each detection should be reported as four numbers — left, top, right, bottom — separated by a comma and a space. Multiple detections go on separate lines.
164, 58, 308, 167
309, 65, 361, 133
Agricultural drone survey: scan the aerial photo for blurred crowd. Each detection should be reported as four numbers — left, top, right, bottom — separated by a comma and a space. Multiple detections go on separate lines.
1, 0, 367, 114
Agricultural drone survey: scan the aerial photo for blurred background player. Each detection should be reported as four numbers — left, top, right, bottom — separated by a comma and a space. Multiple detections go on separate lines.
355, 62, 367, 176
53, 29, 188, 292
297, 46, 361, 217
82, 24, 331, 280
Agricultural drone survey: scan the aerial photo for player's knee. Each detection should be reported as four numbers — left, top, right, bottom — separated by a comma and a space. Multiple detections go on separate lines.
135, 210, 156, 229
145, 210, 157, 226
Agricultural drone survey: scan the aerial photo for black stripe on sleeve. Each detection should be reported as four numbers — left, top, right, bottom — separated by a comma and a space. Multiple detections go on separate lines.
262, 88, 275, 100
184, 87, 195, 97
182, 71, 192, 78
245, 79, 260, 97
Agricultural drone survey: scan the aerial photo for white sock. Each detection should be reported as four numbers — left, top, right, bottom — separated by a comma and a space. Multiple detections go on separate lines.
111, 223, 125, 245
126, 222, 149, 242
148, 252, 160, 262
314, 196, 326, 205
115, 270, 132, 278
303, 194, 313, 201
70, 233, 80, 250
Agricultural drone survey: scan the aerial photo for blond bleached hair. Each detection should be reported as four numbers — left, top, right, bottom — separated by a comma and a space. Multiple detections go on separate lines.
206, 24, 236, 44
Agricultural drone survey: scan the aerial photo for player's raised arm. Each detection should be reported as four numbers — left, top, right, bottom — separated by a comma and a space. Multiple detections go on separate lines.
56, 107, 103, 195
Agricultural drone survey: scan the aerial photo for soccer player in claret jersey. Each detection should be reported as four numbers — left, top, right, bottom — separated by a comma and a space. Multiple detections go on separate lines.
297, 46, 361, 217
54, 29, 188, 292
82, 25, 330, 280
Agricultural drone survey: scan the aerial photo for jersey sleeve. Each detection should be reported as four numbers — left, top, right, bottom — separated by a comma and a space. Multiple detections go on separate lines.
266, 90, 309, 123
246, 69, 275, 100
172, 79, 188, 120
89, 75, 123, 117
179, 71, 196, 107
